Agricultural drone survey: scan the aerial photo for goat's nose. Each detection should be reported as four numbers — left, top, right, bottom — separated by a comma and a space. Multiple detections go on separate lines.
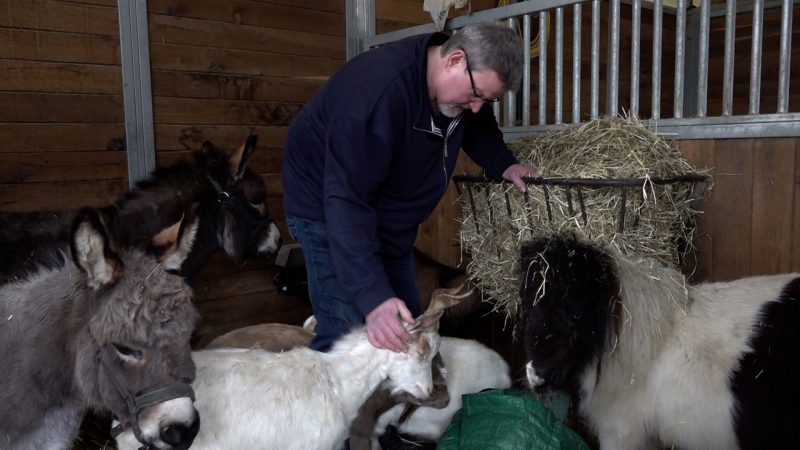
415, 383, 432, 399
160, 414, 200, 450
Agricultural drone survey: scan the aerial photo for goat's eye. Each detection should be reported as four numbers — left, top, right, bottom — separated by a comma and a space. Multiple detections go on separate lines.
113, 344, 143, 360
572, 312, 583, 319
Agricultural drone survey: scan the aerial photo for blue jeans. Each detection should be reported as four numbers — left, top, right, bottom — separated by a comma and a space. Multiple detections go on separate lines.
286, 215, 420, 351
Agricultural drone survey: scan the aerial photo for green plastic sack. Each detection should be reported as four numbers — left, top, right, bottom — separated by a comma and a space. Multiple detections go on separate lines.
437, 389, 589, 450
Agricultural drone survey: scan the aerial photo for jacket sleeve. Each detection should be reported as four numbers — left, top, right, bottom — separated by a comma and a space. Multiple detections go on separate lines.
321, 100, 403, 316
461, 104, 519, 179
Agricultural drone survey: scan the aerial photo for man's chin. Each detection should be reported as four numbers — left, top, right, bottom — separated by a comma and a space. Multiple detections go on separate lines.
438, 104, 464, 118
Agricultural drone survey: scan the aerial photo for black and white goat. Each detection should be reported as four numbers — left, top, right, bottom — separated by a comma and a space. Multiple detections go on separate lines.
519, 235, 800, 450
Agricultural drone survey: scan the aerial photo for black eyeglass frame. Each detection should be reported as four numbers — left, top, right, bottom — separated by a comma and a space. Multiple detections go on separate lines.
462, 49, 501, 104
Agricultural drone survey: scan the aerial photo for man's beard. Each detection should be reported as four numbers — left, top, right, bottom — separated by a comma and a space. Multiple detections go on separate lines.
437, 103, 466, 118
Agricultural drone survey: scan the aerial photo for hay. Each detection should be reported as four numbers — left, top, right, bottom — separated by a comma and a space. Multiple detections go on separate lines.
459, 116, 709, 321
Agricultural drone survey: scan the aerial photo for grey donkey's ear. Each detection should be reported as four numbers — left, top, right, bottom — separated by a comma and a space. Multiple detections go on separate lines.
151, 207, 200, 271
70, 207, 122, 290
229, 134, 257, 181
410, 282, 477, 332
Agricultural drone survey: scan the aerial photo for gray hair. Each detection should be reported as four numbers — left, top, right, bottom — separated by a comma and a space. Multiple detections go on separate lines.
440, 21, 524, 92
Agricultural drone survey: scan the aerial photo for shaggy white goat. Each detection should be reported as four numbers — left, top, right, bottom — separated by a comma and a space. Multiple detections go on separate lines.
116, 292, 469, 450
373, 336, 512, 442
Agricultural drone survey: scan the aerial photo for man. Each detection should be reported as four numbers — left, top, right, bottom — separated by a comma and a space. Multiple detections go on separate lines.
282, 21, 537, 352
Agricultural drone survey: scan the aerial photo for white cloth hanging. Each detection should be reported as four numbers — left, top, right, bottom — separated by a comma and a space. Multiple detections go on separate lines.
423, 0, 471, 31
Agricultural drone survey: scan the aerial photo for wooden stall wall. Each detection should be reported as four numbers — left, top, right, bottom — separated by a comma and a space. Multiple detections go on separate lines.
143, 0, 348, 346
0, 0, 127, 212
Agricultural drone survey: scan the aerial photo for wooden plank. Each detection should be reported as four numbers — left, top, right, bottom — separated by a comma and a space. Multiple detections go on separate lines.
0, 178, 127, 211
0, 29, 120, 64
0, 0, 118, 35
149, 14, 344, 59
679, 139, 715, 282
154, 124, 288, 151
192, 268, 277, 301
0, 59, 121, 94
0, 93, 124, 123
253, 0, 343, 14
151, 70, 323, 102
711, 139, 754, 281
156, 145, 282, 173
0, 151, 127, 183
147, 0, 345, 37
376, 0, 430, 24
0, 123, 125, 152
750, 138, 796, 275
152, 97, 301, 126
149, 42, 342, 79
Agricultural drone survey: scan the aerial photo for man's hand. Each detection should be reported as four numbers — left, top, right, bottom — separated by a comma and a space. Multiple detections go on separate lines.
502, 163, 539, 192
365, 297, 414, 352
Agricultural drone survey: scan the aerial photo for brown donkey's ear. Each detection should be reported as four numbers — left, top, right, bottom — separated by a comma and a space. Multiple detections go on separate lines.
229, 134, 258, 181
411, 282, 477, 332
152, 207, 200, 271
70, 207, 121, 290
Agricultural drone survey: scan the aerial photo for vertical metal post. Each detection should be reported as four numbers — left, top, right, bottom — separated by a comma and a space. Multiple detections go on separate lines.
555, 8, 564, 124
777, 0, 793, 113
346, 0, 375, 59
674, 0, 686, 118
652, 0, 663, 119
722, 0, 737, 116
523, 14, 532, 126
749, 0, 764, 114
606, 0, 621, 116
539, 12, 549, 125
696, 0, 710, 117
572, 3, 582, 123
591, 0, 600, 119
505, 18, 517, 127
631, 0, 641, 117
118, 0, 155, 188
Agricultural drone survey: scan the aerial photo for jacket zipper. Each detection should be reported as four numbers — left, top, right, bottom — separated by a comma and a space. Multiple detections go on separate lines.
413, 113, 463, 198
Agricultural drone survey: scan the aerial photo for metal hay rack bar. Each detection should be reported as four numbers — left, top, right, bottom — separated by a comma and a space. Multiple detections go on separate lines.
453, 173, 708, 235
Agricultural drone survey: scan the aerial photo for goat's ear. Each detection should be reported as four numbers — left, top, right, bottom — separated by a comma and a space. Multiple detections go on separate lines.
71, 207, 122, 290
153, 207, 200, 271
229, 134, 257, 181
201, 140, 225, 169
411, 282, 477, 332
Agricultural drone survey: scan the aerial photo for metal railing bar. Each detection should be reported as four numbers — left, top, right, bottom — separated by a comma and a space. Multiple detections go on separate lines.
523, 14, 532, 126
722, 0, 737, 116
674, 0, 687, 118
607, 0, 621, 116
749, 0, 764, 114
539, 12, 549, 125
697, 0, 710, 117
573, 3, 583, 123
652, 0, 663, 119
631, 0, 641, 118
591, 0, 601, 119
363, 0, 590, 48
555, 7, 564, 124
777, 0, 793, 113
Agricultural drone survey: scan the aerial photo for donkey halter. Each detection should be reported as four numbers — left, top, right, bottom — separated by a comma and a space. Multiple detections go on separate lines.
99, 355, 195, 449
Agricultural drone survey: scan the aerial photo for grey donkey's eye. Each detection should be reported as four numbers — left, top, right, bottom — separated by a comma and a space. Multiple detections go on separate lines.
113, 343, 143, 361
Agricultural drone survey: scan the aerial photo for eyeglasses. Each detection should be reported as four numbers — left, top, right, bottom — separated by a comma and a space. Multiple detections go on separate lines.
463, 50, 501, 103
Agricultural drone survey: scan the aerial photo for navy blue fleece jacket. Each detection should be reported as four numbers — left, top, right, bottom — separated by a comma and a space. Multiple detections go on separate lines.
281, 32, 518, 316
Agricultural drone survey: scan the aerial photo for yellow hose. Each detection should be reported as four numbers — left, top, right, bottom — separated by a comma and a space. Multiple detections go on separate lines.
498, 0, 550, 58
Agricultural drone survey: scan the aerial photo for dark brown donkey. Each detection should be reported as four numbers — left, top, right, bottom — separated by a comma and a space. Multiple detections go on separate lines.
0, 208, 201, 450
0, 135, 280, 284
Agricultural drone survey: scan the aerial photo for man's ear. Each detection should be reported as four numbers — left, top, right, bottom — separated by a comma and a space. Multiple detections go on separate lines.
444, 48, 466, 71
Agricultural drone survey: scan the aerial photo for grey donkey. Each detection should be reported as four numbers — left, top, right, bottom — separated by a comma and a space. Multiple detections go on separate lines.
0, 207, 201, 450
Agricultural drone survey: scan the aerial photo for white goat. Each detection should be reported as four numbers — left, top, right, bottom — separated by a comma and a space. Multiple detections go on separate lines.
373, 336, 512, 443
116, 292, 469, 450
